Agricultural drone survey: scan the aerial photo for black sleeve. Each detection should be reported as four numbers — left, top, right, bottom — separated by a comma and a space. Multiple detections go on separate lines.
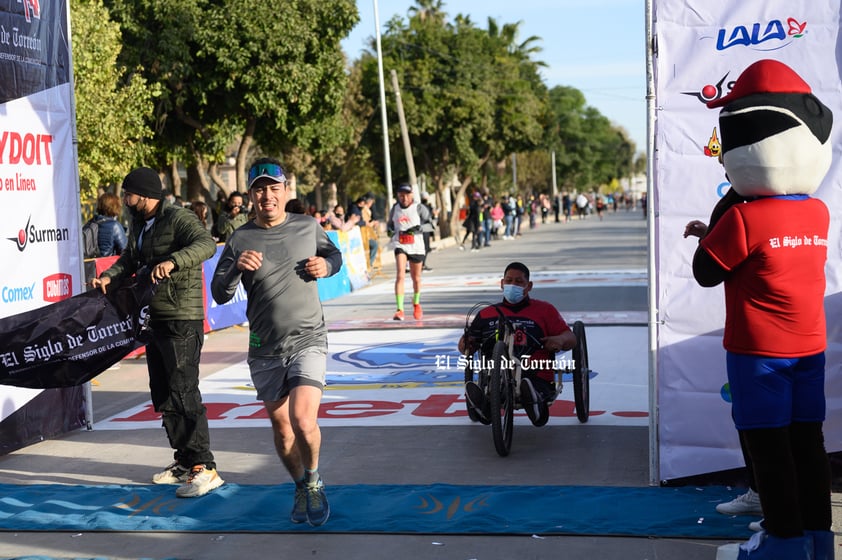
692, 244, 728, 287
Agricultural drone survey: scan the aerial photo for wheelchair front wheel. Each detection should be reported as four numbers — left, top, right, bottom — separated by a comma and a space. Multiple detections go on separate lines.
489, 340, 514, 456
571, 321, 590, 423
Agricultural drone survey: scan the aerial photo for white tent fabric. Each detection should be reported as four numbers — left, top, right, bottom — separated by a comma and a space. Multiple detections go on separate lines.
651, 1, 842, 480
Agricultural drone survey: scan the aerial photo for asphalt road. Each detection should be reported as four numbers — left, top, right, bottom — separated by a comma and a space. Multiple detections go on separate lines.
0, 208, 788, 560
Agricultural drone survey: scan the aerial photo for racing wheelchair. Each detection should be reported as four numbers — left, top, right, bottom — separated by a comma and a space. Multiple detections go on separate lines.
462, 303, 590, 457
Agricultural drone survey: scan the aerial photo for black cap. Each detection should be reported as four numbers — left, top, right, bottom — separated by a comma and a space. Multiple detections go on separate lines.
122, 167, 163, 200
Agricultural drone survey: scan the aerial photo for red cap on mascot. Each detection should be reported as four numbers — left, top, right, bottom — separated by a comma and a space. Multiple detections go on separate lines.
707, 59, 812, 108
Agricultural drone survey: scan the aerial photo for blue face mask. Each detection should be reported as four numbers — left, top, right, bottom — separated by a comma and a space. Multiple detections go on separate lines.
502, 284, 525, 304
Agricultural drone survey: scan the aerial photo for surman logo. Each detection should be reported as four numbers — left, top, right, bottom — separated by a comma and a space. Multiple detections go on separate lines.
7, 216, 70, 251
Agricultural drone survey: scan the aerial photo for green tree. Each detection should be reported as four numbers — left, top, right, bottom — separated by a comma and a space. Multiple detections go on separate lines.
545, 85, 635, 195
103, 0, 358, 199
359, 1, 547, 237
70, 0, 157, 207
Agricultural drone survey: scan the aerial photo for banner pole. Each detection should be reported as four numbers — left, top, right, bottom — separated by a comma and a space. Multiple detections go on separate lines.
645, 0, 659, 486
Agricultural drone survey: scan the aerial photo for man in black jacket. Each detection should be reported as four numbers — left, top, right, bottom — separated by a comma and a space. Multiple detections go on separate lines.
91, 167, 222, 499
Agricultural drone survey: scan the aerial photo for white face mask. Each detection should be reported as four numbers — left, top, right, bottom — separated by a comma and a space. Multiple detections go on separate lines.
502, 284, 525, 304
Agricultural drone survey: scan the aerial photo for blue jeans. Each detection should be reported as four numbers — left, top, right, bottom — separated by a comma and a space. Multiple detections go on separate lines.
504, 215, 513, 237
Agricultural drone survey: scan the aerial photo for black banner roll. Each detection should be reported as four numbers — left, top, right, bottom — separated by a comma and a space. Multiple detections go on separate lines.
0, 279, 153, 388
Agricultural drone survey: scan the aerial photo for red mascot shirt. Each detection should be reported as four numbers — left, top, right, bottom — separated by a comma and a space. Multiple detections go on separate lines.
700, 196, 828, 357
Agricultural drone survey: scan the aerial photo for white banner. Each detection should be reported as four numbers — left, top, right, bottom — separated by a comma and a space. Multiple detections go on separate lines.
0, 1, 83, 427
654, 2, 842, 480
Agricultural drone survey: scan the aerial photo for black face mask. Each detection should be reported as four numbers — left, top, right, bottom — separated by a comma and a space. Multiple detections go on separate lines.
127, 201, 144, 219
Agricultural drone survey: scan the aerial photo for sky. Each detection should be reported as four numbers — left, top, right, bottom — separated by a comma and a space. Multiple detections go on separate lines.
341, 0, 647, 153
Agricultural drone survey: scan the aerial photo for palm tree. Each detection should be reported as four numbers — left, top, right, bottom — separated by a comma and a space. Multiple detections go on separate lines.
486, 18, 544, 65
408, 0, 446, 25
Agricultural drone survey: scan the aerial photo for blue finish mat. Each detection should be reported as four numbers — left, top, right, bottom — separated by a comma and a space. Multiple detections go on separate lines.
0, 483, 753, 538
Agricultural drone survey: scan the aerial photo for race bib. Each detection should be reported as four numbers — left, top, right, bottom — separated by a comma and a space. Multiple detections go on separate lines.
398, 232, 415, 244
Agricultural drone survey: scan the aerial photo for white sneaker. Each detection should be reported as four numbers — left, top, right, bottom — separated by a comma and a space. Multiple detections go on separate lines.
151, 461, 190, 484
748, 518, 765, 532
715, 488, 762, 515
175, 465, 224, 498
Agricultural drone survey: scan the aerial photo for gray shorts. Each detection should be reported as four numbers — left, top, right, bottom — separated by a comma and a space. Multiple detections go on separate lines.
247, 348, 327, 402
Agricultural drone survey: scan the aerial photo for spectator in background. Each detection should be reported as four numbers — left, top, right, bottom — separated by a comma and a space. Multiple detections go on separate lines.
515, 194, 525, 236
216, 191, 249, 241
326, 204, 360, 232
481, 195, 493, 247
212, 191, 227, 230
420, 193, 437, 272
349, 193, 379, 269
503, 194, 516, 239
562, 192, 572, 223
190, 201, 213, 236
460, 192, 482, 252
575, 192, 589, 220
93, 192, 128, 257
285, 198, 307, 214
490, 200, 505, 241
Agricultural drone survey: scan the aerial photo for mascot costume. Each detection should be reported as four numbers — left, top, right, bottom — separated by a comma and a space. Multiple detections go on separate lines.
691, 59, 834, 559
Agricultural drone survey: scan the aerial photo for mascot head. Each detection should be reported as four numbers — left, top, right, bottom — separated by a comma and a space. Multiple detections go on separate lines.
707, 59, 833, 197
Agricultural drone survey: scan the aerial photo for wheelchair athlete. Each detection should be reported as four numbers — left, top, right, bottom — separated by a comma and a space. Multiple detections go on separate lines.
458, 261, 577, 426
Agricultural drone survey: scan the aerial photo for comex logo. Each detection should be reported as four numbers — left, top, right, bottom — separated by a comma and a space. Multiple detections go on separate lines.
714, 17, 807, 51
7, 216, 70, 252
2, 282, 35, 303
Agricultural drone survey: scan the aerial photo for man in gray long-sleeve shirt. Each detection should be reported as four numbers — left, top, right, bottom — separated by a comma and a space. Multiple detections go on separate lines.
211, 158, 341, 527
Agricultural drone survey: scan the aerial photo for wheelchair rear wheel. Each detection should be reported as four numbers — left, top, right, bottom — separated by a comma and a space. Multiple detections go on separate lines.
571, 321, 590, 423
489, 340, 514, 456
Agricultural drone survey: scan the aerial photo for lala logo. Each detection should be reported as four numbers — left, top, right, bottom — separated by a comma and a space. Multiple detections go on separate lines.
715, 17, 807, 51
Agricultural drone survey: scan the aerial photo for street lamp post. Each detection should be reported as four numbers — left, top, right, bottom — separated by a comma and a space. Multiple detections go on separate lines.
373, 0, 394, 209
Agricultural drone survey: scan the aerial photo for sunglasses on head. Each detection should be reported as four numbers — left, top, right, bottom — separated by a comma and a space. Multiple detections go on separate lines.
248, 162, 286, 183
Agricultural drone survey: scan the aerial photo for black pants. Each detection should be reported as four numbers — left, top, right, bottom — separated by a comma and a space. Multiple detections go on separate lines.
742, 422, 831, 537
146, 319, 215, 469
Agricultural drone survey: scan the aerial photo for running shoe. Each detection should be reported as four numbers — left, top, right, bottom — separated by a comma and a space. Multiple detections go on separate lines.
715, 488, 762, 516
175, 465, 224, 498
748, 518, 765, 532
151, 461, 190, 485
291, 484, 308, 524
413, 304, 423, 320
306, 478, 330, 526
393, 310, 404, 321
